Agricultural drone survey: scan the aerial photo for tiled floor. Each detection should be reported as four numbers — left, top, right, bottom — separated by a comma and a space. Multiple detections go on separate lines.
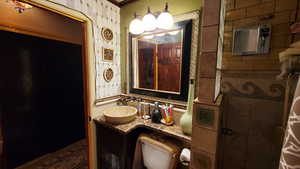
16, 139, 88, 169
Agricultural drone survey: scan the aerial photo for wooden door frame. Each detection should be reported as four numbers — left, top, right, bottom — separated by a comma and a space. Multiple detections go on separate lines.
0, 1, 94, 168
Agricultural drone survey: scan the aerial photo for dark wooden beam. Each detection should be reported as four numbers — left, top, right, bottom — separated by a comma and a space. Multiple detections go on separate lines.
106, 0, 121, 7
119, 0, 139, 7
106, 0, 139, 7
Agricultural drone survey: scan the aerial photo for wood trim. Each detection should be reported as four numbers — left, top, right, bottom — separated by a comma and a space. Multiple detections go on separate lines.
81, 22, 92, 169
22, 0, 85, 22
0, 25, 81, 45
106, 0, 121, 7
106, 0, 138, 7
119, 0, 139, 7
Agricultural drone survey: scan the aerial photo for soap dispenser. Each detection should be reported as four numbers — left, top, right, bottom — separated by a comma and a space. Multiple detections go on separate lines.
151, 102, 162, 123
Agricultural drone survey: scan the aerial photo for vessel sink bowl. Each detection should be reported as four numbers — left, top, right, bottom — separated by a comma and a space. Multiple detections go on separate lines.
103, 106, 137, 124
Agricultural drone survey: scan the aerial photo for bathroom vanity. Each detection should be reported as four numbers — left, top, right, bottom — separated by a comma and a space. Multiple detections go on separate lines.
94, 11, 202, 169
95, 115, 191, 169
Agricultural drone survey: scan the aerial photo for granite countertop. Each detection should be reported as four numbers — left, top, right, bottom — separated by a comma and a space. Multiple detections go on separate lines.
94, 116, 191, 144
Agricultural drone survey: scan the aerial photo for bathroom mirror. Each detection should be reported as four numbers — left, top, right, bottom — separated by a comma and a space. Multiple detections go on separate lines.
129, 20, 192, 101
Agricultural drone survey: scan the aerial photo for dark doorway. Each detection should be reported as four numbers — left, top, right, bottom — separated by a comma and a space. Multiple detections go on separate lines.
0, 30, 85, 169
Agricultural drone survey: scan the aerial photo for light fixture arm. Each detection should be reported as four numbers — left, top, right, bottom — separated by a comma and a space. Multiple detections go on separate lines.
147, 7, 151, 14
164, 2, 169, 12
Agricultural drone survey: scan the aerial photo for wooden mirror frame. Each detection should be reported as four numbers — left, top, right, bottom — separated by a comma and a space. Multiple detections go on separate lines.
128, 20, 193, 101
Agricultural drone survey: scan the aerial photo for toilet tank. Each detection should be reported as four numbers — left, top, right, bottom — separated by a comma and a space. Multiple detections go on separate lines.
140, 135, 180, 169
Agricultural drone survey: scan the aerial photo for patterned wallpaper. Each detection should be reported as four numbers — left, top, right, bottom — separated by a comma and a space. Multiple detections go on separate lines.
46, 0, 121, 99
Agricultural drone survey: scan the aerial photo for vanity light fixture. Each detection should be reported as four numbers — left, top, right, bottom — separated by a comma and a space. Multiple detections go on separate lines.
7, 0, 33, 13
129, 13, 145, 35
157, 3, 174, 30
129, 2, 174, 35
142, 7, 157, 32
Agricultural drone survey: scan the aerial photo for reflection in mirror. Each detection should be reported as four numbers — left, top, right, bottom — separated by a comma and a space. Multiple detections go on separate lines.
129, 19, 192, 101
132, 29, 183, 94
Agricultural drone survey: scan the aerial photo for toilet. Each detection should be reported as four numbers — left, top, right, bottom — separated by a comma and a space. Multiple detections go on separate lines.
133, 134, 180, 169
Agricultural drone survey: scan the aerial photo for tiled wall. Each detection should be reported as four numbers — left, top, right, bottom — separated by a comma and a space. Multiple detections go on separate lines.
46, 0, 121, 99
192, 0, 223, 169
223, 0, 298, 70
221, 71, 285, 169
197, 0, 222, 103
218, 0, 299, 169
195, 0, 299, 169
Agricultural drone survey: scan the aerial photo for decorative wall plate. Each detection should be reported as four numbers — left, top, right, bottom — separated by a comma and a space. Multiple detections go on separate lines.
102, 48, 114, 62
103, 68, 114, 82
101, 27, 114, 42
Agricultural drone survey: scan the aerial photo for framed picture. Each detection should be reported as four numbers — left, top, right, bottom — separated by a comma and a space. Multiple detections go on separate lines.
102, 48, 114, 62
103, 68, 114, 82
101, 27, 114, 42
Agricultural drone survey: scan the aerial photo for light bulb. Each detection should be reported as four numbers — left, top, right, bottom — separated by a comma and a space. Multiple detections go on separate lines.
157, 12, 174, 29
142, 7, 157, 31
129, 17, 144, 35
157, 3, 174, 29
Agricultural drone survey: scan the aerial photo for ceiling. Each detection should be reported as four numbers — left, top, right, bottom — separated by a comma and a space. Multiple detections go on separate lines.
107, 0, 137, 7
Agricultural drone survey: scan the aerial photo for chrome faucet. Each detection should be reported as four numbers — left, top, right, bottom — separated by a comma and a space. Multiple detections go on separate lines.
117, 96, 136, 105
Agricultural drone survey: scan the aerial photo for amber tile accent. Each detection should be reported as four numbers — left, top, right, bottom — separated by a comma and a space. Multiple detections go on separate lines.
201, 26, 219, 52
225, 0, 235, 11
225, 8, 246, 21
246, 1, 275, 17
199, 52, 217, 78
223, 41, 232, 52
272, 23, 291, 35
203, 0, 221, 26
271, 11, 295, 25
192, 126, 218, 154
235, 0, 261, 8
224, 22, 233, 32
191, 148, 216, 169
198, 78, 216, 102
275, 0, 298, 12
232, 16, 260, 27
271, 34, 292, 48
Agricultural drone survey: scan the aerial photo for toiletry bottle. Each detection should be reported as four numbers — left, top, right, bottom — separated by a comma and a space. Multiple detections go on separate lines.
164, 103, 170, 123
137, 98, 142, 116
142, 103, 151, 119
168, 104, 174, 123
151, 102, 162, 123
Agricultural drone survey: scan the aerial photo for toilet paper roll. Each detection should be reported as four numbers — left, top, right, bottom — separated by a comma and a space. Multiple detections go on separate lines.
180, 148, 191, 165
